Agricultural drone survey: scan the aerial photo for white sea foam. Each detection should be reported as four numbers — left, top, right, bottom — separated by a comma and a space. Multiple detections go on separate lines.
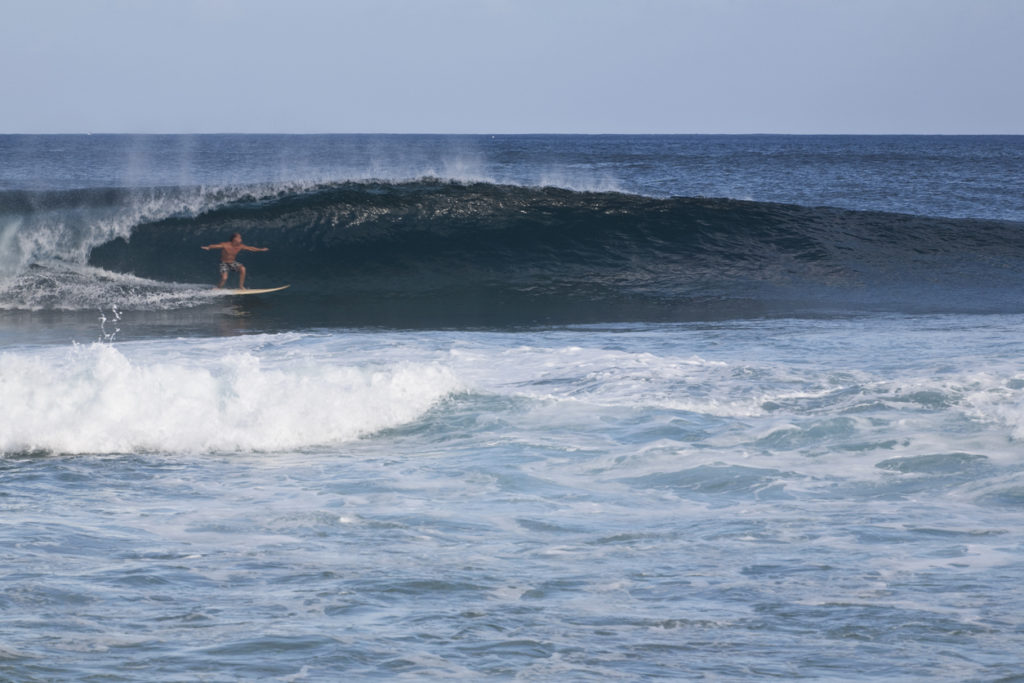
0, 261, 215, 312
0, 180, 335, 286
0, 342, 460, 455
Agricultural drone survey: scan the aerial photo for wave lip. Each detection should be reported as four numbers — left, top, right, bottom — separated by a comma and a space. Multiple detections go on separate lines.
0, 343, 460, 455
7, 179, 1024, 322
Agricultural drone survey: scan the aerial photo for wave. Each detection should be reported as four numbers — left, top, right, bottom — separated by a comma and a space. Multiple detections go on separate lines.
4, 179, 1024, 324
0, 342, 459, 454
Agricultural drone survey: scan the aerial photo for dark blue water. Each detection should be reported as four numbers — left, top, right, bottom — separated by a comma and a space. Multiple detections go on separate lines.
3, 135, 1024, 334
3, 134, 1023, 219
3, 135, 1024, 680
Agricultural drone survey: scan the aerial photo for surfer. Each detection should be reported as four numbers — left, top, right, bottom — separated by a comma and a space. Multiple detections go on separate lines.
201, 233, 269, 289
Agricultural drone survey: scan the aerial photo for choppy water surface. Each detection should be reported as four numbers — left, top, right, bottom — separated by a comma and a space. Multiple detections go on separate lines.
4, 316, 1024, 680
4, 135, 1024, 679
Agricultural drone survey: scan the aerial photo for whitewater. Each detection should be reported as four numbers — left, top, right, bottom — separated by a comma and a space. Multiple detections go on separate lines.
2, 135, 1024, 680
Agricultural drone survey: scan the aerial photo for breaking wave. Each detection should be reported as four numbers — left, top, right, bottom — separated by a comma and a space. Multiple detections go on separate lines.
4, 179, 1024, 324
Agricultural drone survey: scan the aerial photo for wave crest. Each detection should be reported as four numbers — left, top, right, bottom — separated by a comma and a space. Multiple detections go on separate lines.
0, 342, 459, 454
5, 179, 1024, 322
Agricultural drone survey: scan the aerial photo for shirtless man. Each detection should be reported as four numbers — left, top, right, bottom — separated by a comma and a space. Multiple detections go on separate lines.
201, 233, 269, 289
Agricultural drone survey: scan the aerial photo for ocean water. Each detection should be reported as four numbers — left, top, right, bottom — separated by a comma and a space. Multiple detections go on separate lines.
2, 134, 1024, 680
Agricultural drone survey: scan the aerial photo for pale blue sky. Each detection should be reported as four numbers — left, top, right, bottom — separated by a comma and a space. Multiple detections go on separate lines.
2, 0, 1022, 134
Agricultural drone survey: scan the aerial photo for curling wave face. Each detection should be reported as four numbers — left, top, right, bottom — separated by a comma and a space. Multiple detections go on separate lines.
4, 179, 1024, 324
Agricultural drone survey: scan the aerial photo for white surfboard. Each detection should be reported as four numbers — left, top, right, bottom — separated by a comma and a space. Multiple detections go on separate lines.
213, 285, 290, 295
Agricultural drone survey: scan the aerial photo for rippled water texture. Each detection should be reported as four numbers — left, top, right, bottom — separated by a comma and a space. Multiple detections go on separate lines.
3, 317, 1024, 679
